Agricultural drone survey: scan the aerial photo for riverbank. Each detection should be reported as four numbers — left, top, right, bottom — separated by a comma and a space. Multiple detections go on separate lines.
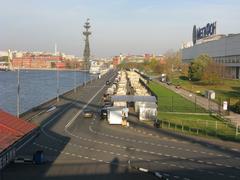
20, 74, 101, 122
11, 68, 87, 72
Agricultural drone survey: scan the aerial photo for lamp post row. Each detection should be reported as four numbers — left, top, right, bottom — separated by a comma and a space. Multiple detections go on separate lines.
16, 65, 84, 117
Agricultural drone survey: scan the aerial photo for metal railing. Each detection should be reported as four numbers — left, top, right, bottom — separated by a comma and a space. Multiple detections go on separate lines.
158, 117, 239, 139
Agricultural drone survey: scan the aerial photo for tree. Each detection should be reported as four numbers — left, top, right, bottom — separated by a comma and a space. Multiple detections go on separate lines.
202, 60, 223, 85
163, 50, 182, 80
188, 61, 204, 81
149, 58, 158, 72
181, 64, 189, 77
188, 54, 211, 81
188, 54, 224, 84
232, 100, 240, 114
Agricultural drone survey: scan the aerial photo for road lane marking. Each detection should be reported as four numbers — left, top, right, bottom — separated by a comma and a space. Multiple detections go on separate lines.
65, 84, 106, 129
34, 142, 237, 179
35, 72, 240, 179
76, 125, 239, 172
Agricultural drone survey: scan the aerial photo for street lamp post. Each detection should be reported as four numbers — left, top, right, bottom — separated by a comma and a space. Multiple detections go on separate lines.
84, 64, 87, 87
57, 67, 59, 102
17, 67, 20, 118
74, 64, 77, 93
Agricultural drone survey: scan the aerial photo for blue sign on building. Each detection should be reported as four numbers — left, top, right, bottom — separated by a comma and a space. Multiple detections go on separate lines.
193, 22, 217, 44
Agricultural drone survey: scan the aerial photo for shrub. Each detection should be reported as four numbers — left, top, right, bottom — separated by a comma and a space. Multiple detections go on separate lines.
231, 100, 240, 114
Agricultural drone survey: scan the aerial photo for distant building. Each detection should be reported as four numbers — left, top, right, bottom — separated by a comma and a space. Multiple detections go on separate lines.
125, 55, 145, 63
55, 62, 65, 69
182, 33, 240, 79
4, 50, 87, 69
112, 56, 121, 66
144, 54, 151, 61
155, 55, 165, 62
61, 53, 76, 60
182, 22, 240, 79
12, 54, 63, 69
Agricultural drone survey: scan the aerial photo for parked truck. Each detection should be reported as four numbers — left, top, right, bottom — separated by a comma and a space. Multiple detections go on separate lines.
107, 107, 123, 125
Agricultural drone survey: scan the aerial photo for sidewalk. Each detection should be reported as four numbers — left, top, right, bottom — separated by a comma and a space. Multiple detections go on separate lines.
155, 80, 240, 125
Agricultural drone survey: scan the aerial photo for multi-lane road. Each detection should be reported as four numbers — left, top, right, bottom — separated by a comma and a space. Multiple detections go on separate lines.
2, 70, 240, 180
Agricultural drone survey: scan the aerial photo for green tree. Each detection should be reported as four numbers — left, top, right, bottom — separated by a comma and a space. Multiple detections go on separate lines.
149, 58, 158, 72
188, 54, 211, 81
188, 61, 204, 81
188, 54, 223, 84
163, 50, 182, 80
202, 60, 223, 84
232, 100, 240, 114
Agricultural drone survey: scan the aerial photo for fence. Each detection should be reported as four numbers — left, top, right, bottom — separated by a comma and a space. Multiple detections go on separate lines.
157, 96, 207, 113
158, 117, 239, 140
210, 97, 231, 116
155, 96, 233, 115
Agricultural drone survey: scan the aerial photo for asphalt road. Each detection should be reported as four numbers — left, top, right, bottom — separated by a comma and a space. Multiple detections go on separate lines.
2, 69, 240, 180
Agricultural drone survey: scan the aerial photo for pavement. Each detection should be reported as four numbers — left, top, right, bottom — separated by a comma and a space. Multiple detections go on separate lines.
156, 80, 240, 125
1, 70, 240, 180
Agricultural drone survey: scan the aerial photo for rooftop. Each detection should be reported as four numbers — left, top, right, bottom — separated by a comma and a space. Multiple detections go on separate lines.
0, 109, 36, 153
111, 95, 157, 103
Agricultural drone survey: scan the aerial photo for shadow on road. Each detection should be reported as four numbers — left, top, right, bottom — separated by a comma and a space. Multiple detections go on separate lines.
110, 157, 119, 175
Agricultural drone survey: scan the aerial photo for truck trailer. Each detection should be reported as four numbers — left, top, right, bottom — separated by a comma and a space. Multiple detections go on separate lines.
107, 107, 123, 125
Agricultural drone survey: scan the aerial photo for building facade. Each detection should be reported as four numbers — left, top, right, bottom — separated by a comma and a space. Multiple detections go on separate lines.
12, 55, 64, 69
182, 33, 240, 79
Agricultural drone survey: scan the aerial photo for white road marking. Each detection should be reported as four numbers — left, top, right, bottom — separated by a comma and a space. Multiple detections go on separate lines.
33, 73, 238, 180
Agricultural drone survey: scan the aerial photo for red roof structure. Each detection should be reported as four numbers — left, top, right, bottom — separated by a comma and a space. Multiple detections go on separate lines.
0, 109, 36, 153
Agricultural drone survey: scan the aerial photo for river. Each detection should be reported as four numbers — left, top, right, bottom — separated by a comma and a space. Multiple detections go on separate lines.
0, 70, 93, 115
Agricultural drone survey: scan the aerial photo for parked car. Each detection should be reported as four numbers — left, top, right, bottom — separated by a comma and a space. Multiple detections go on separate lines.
104, 101, 112, 108
100, 108, 108, 120
102, 94, 109, 102
83, 109, 94, 118
106, 80, 110, 85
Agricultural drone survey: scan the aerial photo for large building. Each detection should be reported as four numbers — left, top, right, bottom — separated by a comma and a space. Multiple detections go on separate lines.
12, 55, 64, 69
182, 22, 240, 79
4, 51, 84, 70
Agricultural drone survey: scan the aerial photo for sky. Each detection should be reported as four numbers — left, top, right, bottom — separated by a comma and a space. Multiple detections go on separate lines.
0, 0, 240, 57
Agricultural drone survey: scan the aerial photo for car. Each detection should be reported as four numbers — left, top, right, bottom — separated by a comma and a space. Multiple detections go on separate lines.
104, 101, 112, 107
106, 80, 110, 85
83, 109, 93, 118
102, 94, 108, 101
100, 108, 108, 120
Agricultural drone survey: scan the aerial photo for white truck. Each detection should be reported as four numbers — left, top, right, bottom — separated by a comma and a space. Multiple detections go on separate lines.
107, 107, 123, 125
